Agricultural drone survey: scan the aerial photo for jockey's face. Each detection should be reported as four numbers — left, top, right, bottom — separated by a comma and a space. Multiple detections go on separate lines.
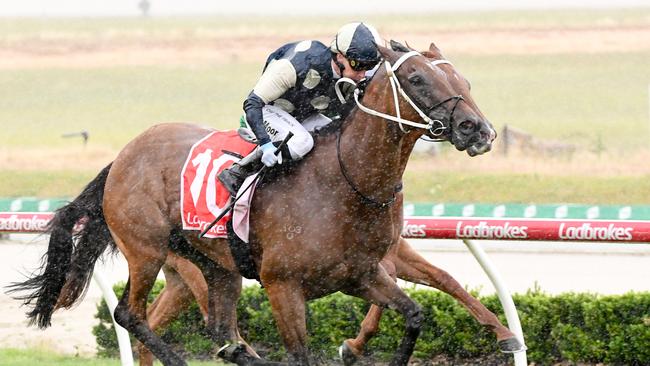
335, 53, 367, 82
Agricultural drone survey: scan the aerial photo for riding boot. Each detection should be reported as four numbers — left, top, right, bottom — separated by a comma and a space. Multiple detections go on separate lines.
218, 147, 264, 196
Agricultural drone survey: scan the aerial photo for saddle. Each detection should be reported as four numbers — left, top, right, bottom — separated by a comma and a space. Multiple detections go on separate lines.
180, 129, 261, 281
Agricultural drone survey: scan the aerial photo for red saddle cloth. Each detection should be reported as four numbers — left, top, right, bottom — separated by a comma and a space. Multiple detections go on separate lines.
181, 130, 256, 238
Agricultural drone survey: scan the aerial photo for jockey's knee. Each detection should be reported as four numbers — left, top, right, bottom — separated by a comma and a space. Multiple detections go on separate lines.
287, 131, 314, 160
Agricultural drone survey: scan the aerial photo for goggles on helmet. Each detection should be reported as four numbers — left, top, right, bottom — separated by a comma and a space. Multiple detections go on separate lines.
347, 57, 379, 71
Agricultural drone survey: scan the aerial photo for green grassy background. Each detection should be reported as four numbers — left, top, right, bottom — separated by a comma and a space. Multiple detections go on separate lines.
1, 9, 649, 203
403, 171, 650, 204
2, 51, 649, 149
0, 64, 258, 148
3, 168, 650, 204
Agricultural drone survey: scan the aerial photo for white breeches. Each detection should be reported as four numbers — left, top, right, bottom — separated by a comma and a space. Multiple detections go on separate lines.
260, 105, 330, 160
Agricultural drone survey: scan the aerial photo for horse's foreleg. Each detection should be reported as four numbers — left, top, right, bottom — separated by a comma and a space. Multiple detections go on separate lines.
339, 305, 383, 365
265, 280, 310, 365
166, 253, 209, 319
348, 266, 423, 366
392, 237, 524, 352
201, 265, 241, 343
340, 260, 397, 364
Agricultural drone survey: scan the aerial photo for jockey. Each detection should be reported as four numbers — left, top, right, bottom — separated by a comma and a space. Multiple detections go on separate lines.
218, 22, 383, 196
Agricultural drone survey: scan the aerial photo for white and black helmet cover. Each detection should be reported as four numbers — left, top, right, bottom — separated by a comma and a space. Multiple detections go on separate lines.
331, 22, 383, 65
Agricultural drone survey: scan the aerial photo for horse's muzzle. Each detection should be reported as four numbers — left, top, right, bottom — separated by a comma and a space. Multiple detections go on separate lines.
467, 142, 492, 156
464, 125, 496, 156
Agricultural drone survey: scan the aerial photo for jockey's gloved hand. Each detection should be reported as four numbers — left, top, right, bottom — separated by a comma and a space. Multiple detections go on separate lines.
260, 142, 280, 167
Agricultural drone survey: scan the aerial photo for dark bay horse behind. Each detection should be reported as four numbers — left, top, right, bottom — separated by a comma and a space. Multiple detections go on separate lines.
10, 42, 496, 365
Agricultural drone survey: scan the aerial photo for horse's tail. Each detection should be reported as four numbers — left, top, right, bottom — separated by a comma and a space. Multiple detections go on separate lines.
6, 163, 116, 329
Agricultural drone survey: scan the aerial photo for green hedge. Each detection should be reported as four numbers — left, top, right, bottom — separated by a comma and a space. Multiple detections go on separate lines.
94, 283, 650, 364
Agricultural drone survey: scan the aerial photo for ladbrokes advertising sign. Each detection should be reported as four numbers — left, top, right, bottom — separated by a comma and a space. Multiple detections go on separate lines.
2, 213, 649, 243
0, 213, 52, 232
401, 217, 650, 243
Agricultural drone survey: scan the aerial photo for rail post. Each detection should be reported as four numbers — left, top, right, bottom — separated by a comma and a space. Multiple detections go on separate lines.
463, 239, 527, 365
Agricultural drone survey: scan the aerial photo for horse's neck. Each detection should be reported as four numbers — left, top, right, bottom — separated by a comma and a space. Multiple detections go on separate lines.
344, 76, 425, 186
397, 132, 422, 176
282, 73, 422, 208
337, 107, 409, 204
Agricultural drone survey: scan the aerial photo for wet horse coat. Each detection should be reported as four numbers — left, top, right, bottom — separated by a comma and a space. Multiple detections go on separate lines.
11, 43, 497, 366
138, 42, 520, 366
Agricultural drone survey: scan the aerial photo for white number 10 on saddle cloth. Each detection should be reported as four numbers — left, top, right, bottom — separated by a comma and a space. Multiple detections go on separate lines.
180, 130, 256, 238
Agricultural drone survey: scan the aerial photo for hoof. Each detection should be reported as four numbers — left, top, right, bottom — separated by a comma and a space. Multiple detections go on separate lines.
339, 341, 360, 366
219, 343, 274, 366
498, 337, 527, 353
218, 343, 247, 364
218, 343, 243, 362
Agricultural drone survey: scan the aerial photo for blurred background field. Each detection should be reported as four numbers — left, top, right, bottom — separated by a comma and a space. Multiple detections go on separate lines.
1, 8, 650, 202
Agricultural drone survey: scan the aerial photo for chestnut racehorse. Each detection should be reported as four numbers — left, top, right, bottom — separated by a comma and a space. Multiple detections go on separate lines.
10, 42, 497, 365
136, 42, 523, 366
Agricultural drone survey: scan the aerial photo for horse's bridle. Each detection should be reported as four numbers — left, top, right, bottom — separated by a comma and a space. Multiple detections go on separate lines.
354, 51, 464, 139
336, 51, 463, 208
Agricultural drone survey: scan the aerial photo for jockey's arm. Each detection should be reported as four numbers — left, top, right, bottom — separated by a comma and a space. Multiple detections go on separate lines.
243, 59, 297, 146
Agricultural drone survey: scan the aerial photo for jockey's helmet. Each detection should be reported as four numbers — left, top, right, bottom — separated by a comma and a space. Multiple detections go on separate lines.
331, 22, 382, 71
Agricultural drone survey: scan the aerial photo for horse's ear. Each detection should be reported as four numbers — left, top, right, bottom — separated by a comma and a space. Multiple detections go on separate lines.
389, 40, 411, 53
427, 42, 445, 59
378, 44, 399, 62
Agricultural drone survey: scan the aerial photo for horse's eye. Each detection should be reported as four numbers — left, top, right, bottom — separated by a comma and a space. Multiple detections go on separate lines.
408, 75, 423, 85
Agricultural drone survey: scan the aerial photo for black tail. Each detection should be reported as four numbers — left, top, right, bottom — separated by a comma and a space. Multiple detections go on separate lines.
6, 163, 116, 328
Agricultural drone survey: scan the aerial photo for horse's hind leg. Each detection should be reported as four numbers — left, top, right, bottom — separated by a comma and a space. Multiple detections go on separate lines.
340, 305, 383, 365
171, 235, 260, 360
111, 230, 186, 366
392, 237, 524, 352
202, 262, 242, 344
139, 259, 204, 366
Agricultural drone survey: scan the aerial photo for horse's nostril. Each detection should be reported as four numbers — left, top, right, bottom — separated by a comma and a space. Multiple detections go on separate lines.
459, 120, 474, 132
